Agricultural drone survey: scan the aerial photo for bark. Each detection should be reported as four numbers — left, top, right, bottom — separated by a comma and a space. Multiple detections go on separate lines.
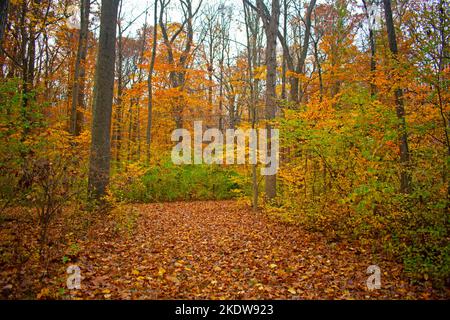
21, 0, 39, 129
0, 0, 9, 46
436, 0, 450, 208
70, 0, 90, 136
146, 0, 158, 163
88, 0, 120, 200
244, 0, 260, 210
218, 36, 225, 132
383, 0, 411, 194
312, 36, 323, 102
114, 1, 124, 164
281, 0, 287, 100
362, 0, 377, 97
259, 0, 280, 200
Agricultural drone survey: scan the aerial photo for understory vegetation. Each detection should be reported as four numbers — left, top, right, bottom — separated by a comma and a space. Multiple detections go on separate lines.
0, 0, 448, 299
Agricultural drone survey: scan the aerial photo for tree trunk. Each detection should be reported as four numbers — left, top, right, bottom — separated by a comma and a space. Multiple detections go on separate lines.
21, 0, 39, 131
313, 38, 323, 101
146, 0, 158, 163
0, 0, 9, 46
244, 0, 260, 210
296, 0, 315, 103
383, 0, 411, 194
362, 0, 377, 97
114, 1, 124, 164
70, 0, 90, 136
260, 0, 280, 200
88, 0, 120, 200
281, 0, 287, 100
436, 0, 450, 209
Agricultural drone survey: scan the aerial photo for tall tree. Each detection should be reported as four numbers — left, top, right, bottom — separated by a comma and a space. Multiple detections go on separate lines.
362, 0, 377, 97
244, 0, 262, 210
113, 2, 149, 164
146, 0, 158, 163
159, 0, 202, 129
70, 0, 90, 136
260, 0, 280, 200
245, 0, 316, 104
0, 0, 8, 47
88, 0, 120, 200
383, 0, 411, 194
217, 4, 231, 131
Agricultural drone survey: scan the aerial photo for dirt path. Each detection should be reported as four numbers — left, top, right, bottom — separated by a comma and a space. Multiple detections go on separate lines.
74, 201, 443, 299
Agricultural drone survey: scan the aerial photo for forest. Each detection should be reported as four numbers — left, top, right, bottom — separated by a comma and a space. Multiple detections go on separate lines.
0, 0, 449, 300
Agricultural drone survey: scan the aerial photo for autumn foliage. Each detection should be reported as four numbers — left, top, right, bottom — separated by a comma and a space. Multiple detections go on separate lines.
0, 0, 448, 299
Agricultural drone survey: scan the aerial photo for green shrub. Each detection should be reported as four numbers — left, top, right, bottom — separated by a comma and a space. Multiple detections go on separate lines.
110, 159, 243, 203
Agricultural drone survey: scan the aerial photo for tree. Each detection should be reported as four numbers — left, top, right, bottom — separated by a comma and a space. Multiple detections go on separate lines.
260, 0, 280, 200
158, 0, 203, 129
383, 0, 411, 194
0, 0, 8, 46
245, 0, 316, 104
243, 0, 262, 209
362, 0, 377, 97
88, 0, 120, 200
113, 2, 149, 164
70, 0, 90, 136
216, 4, 232, 131
200, 3, 221, 111
146, 0, 158, 162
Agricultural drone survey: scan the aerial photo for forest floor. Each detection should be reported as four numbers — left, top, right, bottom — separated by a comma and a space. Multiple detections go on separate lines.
1, 200, 448, 299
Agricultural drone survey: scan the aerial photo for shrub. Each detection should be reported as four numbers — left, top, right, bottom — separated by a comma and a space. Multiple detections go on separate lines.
110, 159, 243, 203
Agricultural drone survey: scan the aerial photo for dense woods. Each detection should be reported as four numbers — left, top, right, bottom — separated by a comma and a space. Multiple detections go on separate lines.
0, 0, 448, 299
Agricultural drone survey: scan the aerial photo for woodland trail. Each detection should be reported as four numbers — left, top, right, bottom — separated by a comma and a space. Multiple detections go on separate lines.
74, 201, 444, 300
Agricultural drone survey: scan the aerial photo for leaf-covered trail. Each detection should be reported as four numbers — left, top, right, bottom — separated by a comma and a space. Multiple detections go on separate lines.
75, 201, 441, 299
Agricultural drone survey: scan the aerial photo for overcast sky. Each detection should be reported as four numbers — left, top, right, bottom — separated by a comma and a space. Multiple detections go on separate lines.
121, 0, 247, 50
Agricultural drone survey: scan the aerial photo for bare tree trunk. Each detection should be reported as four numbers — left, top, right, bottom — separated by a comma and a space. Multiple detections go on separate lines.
21, 0, 40, 132
146, 0, 158, 163
312, 37, 323, 101
114, 1, 124, 165
281, 0, 287, 101
296, 0, 315, 103
218, 49, 224, 131
383, 0, 411, 194
88, 0, 120, 200
246, 0, 315, 105
260, 0, 280, 200
70, 0, 90, 136
0, 0, 9, 47
362, 0, 377, 98
244, 0, 260, 210
127, 100, 134, 161
436, 0, 450, 209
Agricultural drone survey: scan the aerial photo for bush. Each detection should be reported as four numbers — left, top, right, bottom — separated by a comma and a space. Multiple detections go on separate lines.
270, 98, 450, 287
110, 159, 243, 203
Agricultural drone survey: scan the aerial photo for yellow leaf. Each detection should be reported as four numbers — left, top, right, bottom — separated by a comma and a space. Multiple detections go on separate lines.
166, 275, 180, 284
288, 287, 297, 295
158, 267, 166, 277
269, 264, 277, 269
132, 269, 140, 276
37, 288, 50, 300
